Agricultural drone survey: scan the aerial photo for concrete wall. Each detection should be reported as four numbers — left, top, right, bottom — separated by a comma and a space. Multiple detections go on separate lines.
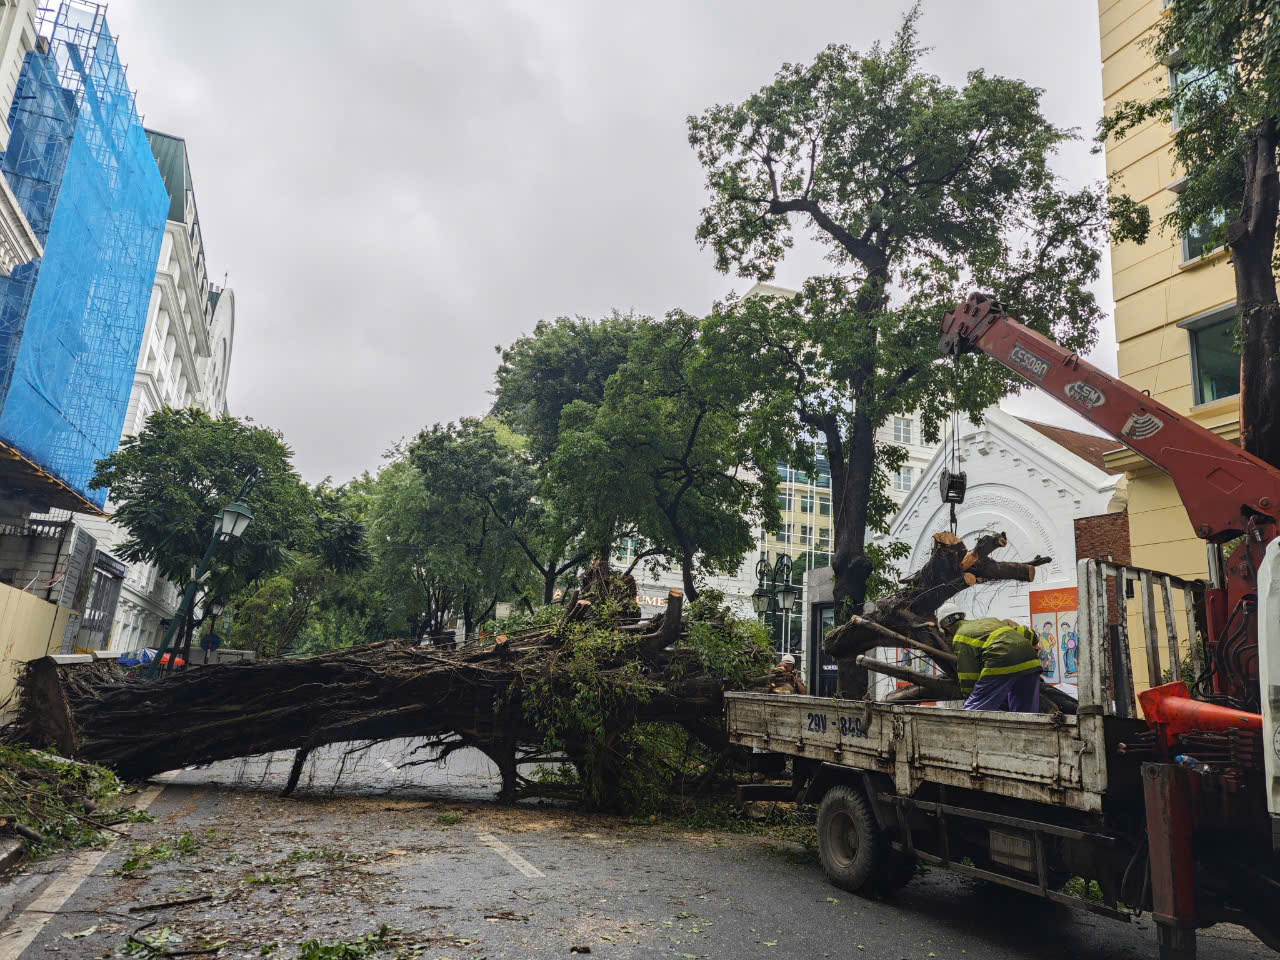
0, 519, 67, 598
0, 580, 69, 716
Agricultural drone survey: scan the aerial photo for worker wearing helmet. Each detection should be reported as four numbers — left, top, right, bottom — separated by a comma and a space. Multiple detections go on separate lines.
768, 653, 807, 695
936, 604, 1042, 712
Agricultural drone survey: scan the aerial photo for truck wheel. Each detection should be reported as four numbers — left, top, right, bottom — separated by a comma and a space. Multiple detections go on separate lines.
817, 785, 885, 894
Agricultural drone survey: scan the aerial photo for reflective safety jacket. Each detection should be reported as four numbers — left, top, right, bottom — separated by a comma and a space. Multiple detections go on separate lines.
952, 617, 1042, 694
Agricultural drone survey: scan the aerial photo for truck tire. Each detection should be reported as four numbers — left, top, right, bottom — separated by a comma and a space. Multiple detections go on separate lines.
817, 784, 885, 894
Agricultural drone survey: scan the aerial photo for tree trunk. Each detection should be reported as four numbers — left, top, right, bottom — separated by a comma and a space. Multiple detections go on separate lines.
826, 408, 877, 696
679, 541, 699, 603
175, 614, 197, 673
9, 588, 765, 801
1233, 120, 1280, 466
543, 566, 558, 605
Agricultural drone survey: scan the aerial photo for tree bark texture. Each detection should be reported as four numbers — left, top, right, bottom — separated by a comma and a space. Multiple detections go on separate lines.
5, 585, 768, 806
1233, 120, 1280, 468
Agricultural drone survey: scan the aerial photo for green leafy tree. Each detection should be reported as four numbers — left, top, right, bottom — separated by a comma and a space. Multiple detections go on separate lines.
549, 310, 786, 600
91, 410, 315, 655
94, 410, 372, 659
688, 12, 1141, 689
228, 481, 372, 658
1101, 0, 1280, 465
411, 419, 587, 606
366, 455, 524, 642
492, 312, 640, 464
365, 458, 458, 639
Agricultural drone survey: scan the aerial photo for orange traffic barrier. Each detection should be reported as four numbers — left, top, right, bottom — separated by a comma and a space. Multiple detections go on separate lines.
1138, 681, 1261, 736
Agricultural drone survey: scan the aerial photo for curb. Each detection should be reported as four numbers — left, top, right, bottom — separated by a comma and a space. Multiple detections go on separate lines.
0, 837, 24, 874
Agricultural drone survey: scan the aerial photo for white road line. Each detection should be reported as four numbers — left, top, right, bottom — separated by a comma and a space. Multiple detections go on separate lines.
0, 780, 169, 960
477, 832, 544, 879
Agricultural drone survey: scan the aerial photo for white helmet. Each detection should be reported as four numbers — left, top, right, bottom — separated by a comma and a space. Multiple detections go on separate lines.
935, 601, 965, 626
779, 653, 796, 665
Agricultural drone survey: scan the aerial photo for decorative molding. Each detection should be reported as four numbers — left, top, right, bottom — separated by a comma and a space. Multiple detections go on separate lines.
165, 220, 211, 358
0, 172, 39, 275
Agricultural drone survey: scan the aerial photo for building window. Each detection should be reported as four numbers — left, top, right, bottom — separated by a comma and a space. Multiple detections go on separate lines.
892, 466, 914, 492
1169, 61, 1230, 131
893, 417, 913, 444
818, 527, 831, 548
814, 453, 831, 489
1182, 209, 1226, 262
818, 496, 830, 517
1169, 64, 1208, 130
1179, 307, 1240, 404
613, 536, 637, 564
799, 493, 814, 514
777, 491, 792, 513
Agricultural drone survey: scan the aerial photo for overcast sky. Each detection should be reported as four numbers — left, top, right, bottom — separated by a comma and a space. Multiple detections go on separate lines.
105, 0, 1113, 483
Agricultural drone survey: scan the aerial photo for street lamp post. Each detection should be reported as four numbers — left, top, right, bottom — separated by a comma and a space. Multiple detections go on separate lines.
198, 597, 226, 666
753, 553, 798, 619
146, 497, 253, 679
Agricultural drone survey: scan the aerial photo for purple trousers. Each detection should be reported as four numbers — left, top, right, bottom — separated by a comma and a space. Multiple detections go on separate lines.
962, 673, 1040, 712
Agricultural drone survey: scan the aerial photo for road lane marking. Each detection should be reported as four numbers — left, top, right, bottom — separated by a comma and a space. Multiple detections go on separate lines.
477, 832, 544, 879
0, 779, 170, 960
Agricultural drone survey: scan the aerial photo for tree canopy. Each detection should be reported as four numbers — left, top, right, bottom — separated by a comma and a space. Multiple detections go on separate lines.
90, 409, 313, 598
549, 310, 786, 599
1102, 0, 1279, 465
412, 419, 586, 606
491, 312, 640, 464
688, 10, 1133, 689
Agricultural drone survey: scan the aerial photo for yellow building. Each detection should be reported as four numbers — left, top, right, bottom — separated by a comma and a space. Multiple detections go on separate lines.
1099, 0, 1240, 689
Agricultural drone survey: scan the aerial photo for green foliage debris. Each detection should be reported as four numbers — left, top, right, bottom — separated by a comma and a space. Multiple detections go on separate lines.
0, 743, 150, 859
297, 925, 395, 960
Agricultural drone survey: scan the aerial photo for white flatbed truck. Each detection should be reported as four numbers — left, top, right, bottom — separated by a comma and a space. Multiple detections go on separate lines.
726, 556, 1280, 958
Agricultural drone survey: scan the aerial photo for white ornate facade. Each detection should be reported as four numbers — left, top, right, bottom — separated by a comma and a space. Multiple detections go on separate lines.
0, 0, 42, 276
77, 130, 235, 652
870, 408, 1124, 699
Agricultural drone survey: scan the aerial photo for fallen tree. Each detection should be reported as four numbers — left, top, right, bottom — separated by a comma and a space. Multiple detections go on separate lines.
6, 572, 778, 810
824, 530, 1076, 713
6, 534, 1071, 811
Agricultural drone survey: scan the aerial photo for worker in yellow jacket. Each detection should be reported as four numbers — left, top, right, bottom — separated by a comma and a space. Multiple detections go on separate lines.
936, 605, 1042, 712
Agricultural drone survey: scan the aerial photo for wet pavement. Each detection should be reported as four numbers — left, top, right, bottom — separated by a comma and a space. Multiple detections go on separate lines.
0, 744, 1269, 959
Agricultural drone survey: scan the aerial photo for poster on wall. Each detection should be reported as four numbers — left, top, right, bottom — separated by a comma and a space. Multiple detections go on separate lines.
1029, 587, 1079, 696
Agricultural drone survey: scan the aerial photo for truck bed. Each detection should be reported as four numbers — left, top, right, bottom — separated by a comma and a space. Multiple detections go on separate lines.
725, 692, 1109, 813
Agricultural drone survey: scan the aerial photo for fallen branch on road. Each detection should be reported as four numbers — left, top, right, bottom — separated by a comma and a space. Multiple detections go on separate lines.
127, 895, 214, 914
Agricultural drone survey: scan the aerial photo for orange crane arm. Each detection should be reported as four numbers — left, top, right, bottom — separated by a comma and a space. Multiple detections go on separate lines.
939, 293, 1280, 544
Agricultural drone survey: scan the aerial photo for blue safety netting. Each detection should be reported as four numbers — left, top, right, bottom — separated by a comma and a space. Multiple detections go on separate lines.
0, 1, 166, 508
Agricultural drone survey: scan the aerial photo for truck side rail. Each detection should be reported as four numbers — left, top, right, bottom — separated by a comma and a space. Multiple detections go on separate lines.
1076, 559, 1205, 718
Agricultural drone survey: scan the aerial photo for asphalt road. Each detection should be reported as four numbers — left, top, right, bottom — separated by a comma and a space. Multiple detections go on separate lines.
0, 746, 1270, 960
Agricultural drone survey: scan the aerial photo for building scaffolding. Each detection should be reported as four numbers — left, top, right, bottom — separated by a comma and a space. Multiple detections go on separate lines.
0, 0, 166, 509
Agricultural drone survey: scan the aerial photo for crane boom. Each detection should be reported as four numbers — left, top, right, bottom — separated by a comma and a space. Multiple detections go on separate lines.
939, 293, 1280, 544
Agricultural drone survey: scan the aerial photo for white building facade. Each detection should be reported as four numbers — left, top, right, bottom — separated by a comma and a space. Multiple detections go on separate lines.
77, 130, 235, 652
0, 0, 42, 277
869, 408, 1124, 701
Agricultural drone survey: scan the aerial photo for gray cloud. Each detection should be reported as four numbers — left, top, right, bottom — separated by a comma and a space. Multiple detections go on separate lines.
105, 0, 1114, 480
